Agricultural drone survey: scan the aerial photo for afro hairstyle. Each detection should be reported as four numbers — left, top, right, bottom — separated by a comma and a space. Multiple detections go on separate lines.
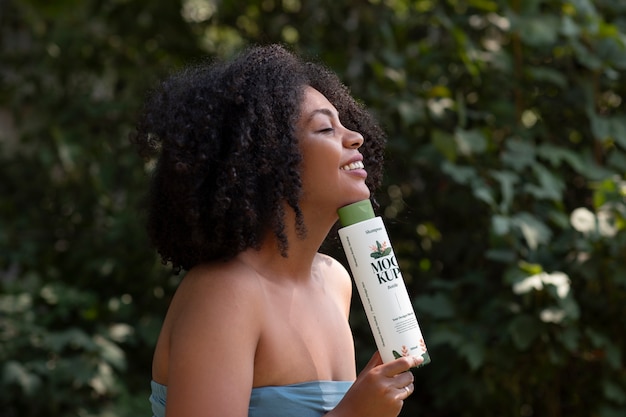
131, 44, 386, 272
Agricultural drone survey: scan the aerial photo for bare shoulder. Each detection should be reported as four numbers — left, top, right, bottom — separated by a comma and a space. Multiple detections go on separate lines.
314, 253, 352, 312
314, 252, 350, 275
153, 259, 262, 378
154, 259, 262, 416
166, 259, 263, 333
176, 260, 262, 303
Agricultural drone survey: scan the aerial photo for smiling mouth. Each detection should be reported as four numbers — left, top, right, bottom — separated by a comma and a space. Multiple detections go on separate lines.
340, 161, 365, 171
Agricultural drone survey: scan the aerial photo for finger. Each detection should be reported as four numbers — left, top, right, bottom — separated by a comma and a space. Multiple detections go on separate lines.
393, 367, 414, 388
381, 355, 422, 377
404, 354, 424, 369
398, 382, 414, 400
410, 355, 424, 369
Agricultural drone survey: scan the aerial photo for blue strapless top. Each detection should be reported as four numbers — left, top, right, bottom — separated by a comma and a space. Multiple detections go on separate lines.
150, 379, 353, 417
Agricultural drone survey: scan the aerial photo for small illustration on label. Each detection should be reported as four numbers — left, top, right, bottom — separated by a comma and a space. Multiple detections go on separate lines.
370, 241, 392, 259
392, 339, 428, 361
393, 345, 411, 358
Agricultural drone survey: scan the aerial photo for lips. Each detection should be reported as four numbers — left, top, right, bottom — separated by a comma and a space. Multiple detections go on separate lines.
340, 160, 365, 171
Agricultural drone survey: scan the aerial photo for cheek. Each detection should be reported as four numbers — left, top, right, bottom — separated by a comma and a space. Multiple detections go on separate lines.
302, 142, 341, 170
300, 155, 339, 197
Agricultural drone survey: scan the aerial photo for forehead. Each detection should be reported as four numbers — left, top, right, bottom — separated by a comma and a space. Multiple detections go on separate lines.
299, 86, 338, 116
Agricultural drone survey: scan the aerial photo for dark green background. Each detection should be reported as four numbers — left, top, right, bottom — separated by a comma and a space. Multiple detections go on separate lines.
2, 0, 625, 416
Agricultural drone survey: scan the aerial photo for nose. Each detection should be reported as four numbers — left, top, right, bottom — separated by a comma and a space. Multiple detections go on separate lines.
344, 128, 364, 149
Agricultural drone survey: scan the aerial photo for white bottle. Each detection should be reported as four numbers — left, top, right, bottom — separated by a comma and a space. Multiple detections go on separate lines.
338, 199, 430, 365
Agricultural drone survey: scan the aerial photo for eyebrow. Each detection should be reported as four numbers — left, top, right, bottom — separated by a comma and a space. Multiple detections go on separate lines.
305, 108, 338, 122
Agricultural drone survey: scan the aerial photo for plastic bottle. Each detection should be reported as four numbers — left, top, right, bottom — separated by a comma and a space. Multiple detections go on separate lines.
337, 199, 430, 366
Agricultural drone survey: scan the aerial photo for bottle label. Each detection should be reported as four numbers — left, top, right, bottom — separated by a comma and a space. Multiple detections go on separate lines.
339, 217, 429, 365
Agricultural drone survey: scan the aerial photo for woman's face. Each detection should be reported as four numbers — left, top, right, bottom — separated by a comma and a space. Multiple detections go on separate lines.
296, 86, 370, 212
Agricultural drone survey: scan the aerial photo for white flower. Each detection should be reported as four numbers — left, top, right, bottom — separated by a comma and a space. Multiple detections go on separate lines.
513, 271, 570, 299
570, 207, 596, 234
541, 271, 570, 299
512, 274, 543, 294
597, 206, 618, 237
540, 308, 566, 323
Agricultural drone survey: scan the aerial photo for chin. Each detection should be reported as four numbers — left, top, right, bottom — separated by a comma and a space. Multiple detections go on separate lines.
340, 190, 371, 207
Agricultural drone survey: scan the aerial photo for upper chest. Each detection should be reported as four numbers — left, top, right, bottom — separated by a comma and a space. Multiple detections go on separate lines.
252, 276, 356, 386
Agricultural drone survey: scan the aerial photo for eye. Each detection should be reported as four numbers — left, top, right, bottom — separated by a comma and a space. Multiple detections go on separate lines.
317, 127, 334, 134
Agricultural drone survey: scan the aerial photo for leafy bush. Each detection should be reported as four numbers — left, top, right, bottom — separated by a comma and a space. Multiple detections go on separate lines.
1, 0, 625, 416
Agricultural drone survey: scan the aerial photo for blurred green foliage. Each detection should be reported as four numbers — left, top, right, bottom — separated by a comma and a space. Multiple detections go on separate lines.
1, 0, 625, 416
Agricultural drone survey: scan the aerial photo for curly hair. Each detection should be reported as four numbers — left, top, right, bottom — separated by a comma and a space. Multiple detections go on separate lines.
131, 44, 386, 272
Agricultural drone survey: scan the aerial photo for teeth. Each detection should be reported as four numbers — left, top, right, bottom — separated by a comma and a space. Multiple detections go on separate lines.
341, 161, 364, 171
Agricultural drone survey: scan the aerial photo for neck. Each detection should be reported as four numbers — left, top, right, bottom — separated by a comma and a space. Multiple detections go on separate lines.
237, 204, 339, 282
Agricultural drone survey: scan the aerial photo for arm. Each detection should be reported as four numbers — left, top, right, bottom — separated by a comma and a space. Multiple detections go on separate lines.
163, 265, 261, 417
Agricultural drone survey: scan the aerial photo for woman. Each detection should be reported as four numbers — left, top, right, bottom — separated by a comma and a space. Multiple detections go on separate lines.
132, 44, 422, 417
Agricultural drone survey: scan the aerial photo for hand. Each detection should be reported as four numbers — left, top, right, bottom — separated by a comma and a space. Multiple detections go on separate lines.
329, 352, 423, 417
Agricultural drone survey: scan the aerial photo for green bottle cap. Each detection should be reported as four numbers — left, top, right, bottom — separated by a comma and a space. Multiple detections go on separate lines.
337, 199, 375, 226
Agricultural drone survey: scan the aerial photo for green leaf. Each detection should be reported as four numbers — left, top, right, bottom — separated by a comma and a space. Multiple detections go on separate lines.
427, 328, 463, 348
557, 326, 581, 352
570, 0, 598, 17
605, 343, 623, 370
607, 151, 626, 174
609, 116, 626, 149
527, 66, 568, 88
473, 183, 496, 208
515, 15, 560, 47
603, 381, 626, 404
45, 328, 95, 353
2, 361, 42, 395
397, 99, 426, 125
537, 143, 585, 171
502, 139, 536, 172
524, 163, 565, 201
459, 341, 485, 371
571, 39, 603, 70
560, 15, 581, 38
586, 328, 623, 369
485, 248, 516, 263
467, 0, 498, 12
432, 129, 457, 161
414, 293, 456, 319
492, 215, 511, 235
512, 212, 552, 250
590, 112, 613, 143
454, 128, 487, 156
441, 161, 477, 185
508, 314, 541, 350
490, 170, 518, 213
598, 405, 626, 417
94, 335, 127, 371
578, 150, 617, 180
